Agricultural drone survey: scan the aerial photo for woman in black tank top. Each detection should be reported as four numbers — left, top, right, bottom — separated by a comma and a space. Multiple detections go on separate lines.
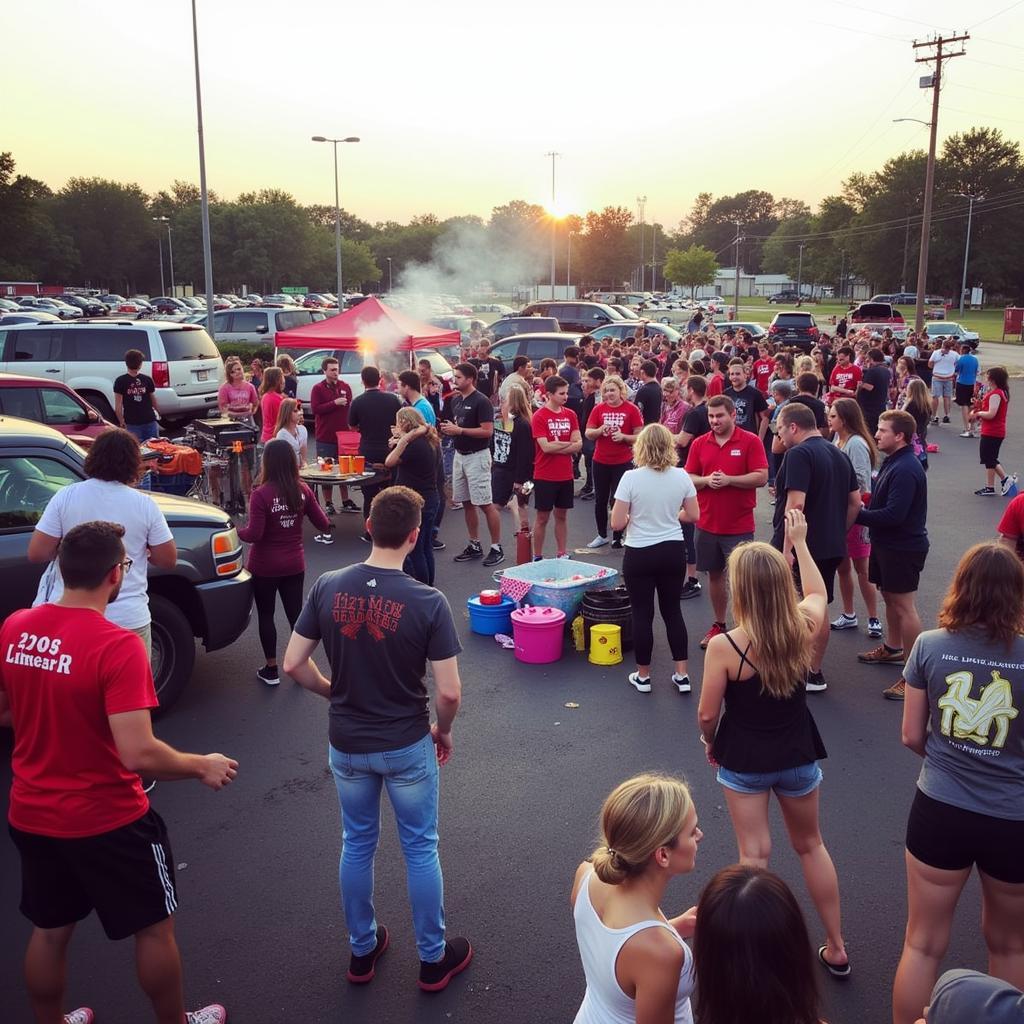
697, 509, 850, 978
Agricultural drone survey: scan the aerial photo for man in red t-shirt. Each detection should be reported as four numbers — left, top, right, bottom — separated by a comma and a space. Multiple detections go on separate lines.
685, 395, 769, 647
0, 522, 238, 1024
310, 356, 358, 516
827, 346, 861, 405
751, 344, 775, 395
998, 493, 1024, 560
532, 375, 582, 558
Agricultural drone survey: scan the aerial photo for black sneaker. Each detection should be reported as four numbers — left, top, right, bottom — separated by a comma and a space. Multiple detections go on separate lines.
610, 538, 623, 549
454, 542, 483, 562
325, 502, 338, 516
680, 578, 701, 601
256, 665, 280, 686
805, 670, 828, 693
942, 416, 950, 424
482, 545, 505, 567
672, 673, 691, 694
340, 499, 360, 514
347, 925, 389, 984
431, 537, 446, 551
418, 937, 473, 992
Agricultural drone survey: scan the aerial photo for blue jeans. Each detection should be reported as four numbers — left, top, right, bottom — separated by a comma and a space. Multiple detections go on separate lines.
717, 761, 823, 798
405, 493, 439, 585
328, 734, 445, 961
126, 421, 160, 442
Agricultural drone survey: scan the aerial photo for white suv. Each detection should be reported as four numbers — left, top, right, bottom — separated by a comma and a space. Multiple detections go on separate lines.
0, 320, 224, 425
209, 306, 319, 346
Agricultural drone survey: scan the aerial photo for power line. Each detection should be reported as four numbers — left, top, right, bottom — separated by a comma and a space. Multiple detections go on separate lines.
823, 0, 952, 30
969, 0, 1024, 30
943, 104, 1024, 124
948, 81, 1024, 100
963, 56, 1024, 72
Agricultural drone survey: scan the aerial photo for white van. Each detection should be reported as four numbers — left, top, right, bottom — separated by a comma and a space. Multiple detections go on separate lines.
210, 306, 318, 346
0, 320, 224, 425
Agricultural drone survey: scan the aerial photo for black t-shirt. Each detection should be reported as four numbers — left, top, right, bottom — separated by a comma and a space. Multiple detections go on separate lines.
470, 357, 504, 398
771, 436, 859, 562
790, 394, 827, 430
395, 435, 439, 496
113, 373, 157, 425
724, 384, 768, 434
492, 416, 534, 483
634, 380, 662, 425
858, 364, 891, 413
295, 564, 463, 754
678, 402, 710, 462
558, 362, 583, 401
284, 374, 298, 399
447, 389, 494, 454
348, 389, 402, 463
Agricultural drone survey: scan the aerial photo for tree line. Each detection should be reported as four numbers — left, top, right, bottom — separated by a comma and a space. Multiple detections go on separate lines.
0, 127, 1020, 301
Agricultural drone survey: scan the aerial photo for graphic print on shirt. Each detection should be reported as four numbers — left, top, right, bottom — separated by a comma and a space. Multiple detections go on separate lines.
5, 631, 71, 675
332, 591, 405, 641
270, 494, 298, 531
938, 670, 1019, 748
542, 416, 574, 440
493, 427, 512, 464
600, 410, 627, 434
124, 378, 148, 404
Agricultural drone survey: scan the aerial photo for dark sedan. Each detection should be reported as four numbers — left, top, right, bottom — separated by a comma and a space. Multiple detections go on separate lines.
57, 294, 108, 317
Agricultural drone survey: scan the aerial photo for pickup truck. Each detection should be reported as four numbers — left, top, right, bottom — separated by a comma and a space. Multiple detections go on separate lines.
0, 416, 253, 710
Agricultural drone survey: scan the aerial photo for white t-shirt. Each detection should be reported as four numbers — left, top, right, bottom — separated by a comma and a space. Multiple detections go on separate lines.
275, 424, 308, 464
929, 349, 959, 377
33, 478, 174, 628
614, 466, 698, 548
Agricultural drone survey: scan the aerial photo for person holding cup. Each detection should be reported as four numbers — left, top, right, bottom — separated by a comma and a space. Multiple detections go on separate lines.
310, 356, 359, 516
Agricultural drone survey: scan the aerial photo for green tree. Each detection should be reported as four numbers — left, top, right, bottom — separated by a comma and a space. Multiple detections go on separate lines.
576, 206, 634, 289
663, 245, 719, 298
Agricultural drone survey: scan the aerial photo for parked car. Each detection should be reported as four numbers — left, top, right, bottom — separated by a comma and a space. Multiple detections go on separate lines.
519, 300, 623, 333
609, 305, 643, 321
591, 322, 682, 346
716, 321, 768, 340
471, 303, 514, 315
149, 296, 190, 315
428, 315, 486, 343
0, 298, 21, 313
0, 417, 252, 709
97, 294, 127, 309
0, 312, 62, 326
18, 297, 83, 320
57, 294, 109, 317
590, 291, 654, 309
767, 290, 803, 304
0, 371, 113, 446
209, 307, 319, 346
922, 322, 980, 350
303, 293, 335, 309
767, 311, 819, 353
849, 302, 905, 326
276, 346, 455, 417
0, 320, 225, 425
487, 332, 584, 373
262, 293, 301, 307
490, 315, 561, 343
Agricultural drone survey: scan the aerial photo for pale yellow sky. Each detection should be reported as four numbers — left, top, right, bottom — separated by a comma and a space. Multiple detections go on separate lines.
4, 0, 1023, 228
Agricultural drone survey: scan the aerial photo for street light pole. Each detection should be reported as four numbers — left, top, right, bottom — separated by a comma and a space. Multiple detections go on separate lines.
734, 222, 742, 317
386, 257, 393, 293
637, 196, 647, 292
166, 223, 175, 297
797, 243, 805, 302
191, 0, 216, 336
312, 135, 360, 307
545, 151, 560, 298
567, 232, 573, 293
956, 192, 983, 317
152, 216, 167, 295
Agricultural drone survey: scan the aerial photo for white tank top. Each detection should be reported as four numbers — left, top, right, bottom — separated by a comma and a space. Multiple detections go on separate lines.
573, 868, 695, 1024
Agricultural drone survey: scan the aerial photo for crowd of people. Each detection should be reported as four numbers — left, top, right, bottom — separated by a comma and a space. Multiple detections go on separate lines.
1, 314, 1022, 1024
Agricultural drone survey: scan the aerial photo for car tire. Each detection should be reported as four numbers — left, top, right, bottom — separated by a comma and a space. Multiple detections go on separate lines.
82, 392, 116, 422
149, 594, 196, 713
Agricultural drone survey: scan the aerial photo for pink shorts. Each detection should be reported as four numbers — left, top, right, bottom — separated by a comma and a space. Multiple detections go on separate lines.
846, 520, 871, 560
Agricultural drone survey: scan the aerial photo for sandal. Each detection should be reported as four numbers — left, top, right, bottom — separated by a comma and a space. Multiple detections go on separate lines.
817, 945, 851, 978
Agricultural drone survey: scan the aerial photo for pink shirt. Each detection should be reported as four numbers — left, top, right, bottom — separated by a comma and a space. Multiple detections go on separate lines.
261, 391, 284, 442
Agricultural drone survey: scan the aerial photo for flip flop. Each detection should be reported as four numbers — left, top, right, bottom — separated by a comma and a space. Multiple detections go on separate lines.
817, 945, 851, 978
494, 634, 515, 650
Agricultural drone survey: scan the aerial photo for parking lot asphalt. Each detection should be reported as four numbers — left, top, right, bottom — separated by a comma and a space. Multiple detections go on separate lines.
1, 406, 1019, 1024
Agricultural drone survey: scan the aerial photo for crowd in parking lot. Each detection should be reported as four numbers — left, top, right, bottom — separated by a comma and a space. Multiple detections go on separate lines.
2, 303, 1024, 1024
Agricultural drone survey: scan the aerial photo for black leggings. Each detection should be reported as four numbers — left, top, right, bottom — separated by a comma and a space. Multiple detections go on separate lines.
622, 540, 688, 665
253, 572, 305, 660
593, 460, 631, 540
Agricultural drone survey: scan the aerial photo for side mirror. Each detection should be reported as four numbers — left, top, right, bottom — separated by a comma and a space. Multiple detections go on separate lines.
86, 408, 100, 422
255, 325, 268, 334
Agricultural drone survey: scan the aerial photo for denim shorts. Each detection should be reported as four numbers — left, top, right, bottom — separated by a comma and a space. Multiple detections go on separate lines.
717, 761, 823, 797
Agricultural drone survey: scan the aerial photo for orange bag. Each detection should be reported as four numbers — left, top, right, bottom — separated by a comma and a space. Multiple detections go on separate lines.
144, 439, 203, 476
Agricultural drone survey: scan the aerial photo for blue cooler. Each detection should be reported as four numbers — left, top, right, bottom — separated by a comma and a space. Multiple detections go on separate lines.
467, 595, 516, 636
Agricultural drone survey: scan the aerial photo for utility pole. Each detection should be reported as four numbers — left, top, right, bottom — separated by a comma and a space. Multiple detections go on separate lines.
545, 151, 560, 298
734, 222, 742, 317
839, 249, 846, 303
901, 216, 911, 293
957, 192, 983, 317
797, 243, 806, 303
650, 225, 657, 293
191, 0, 216, 336
636, 196, 647, 292
912, 32, 969, 333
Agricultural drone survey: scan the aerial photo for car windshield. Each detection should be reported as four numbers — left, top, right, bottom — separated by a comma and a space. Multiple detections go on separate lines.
776, 314, 812, 326
159, 328, 220, 360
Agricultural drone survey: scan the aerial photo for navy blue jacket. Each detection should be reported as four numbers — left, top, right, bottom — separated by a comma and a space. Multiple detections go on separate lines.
855, 444, 928, 550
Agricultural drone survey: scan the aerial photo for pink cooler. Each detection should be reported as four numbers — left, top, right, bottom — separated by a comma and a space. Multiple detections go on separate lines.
511, 605, 566, 664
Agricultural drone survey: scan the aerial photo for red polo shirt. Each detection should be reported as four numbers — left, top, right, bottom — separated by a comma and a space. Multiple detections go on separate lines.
685, 426, 768, 535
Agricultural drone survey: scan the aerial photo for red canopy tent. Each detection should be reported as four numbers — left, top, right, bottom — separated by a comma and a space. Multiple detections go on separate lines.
273, 296, 460, 352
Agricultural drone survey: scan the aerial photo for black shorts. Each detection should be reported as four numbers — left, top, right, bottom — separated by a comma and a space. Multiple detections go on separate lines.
906, 789, 1024, 883
9, 809, 178, 940
980, 435, 1004, 469
794, 556, 843, 604
695, 529, 754, 573
869, 544, 927, 594
955, 383, 975, 407
533, 479, 574, 512
491, 470, 528, 508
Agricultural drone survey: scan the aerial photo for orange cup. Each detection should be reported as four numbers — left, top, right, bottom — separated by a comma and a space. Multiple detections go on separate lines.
352, 455, 366, 473
337, 455, 352, 474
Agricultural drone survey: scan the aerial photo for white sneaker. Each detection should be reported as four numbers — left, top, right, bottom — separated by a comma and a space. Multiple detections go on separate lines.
628, 671, 652, 693
672, 673, 691, 694
959, 430, 973, 438
1001, 473, 1017, 496
830, 613, 858, 631
64, 1011, 94, 1024
587, 535, 610, 549
867, 617, 883, 638
186, 1005, 227, 1024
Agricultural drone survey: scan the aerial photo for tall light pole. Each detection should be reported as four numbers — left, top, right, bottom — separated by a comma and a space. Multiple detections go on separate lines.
956, 192, 983, 317
312, 135, 360, 307
545, 151, 560, 298
567, 232, 574, 293
839, 248, 846, 302
152, 216, 167, 295
797, 243, 806, 302
637, 195, 647, 292
386, 257, 393, 294
734, 222, 742, 316
191, 0, 216, 335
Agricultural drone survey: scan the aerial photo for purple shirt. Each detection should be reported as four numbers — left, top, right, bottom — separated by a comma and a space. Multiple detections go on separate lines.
237, 482, 330, 577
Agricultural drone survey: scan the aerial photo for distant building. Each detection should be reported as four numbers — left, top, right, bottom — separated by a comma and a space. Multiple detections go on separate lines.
0, 281, 42, 297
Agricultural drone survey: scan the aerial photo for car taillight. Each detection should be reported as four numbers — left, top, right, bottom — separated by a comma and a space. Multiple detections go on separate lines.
808, 326, 819, 338
152, 361, 170, 388
768, 325, 778, 334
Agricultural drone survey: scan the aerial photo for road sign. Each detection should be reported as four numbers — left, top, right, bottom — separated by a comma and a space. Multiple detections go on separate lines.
281, 286, 308, 295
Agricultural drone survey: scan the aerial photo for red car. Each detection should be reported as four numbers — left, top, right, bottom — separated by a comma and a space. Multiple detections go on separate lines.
0, 372, 114, 447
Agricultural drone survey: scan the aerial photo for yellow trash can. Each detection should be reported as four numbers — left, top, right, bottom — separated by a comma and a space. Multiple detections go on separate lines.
589, 623, 623, 666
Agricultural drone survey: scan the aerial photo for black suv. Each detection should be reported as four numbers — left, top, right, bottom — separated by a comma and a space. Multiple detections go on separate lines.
518, 301, 623, 333
0, 417, 253, 710
767, 290, 802, 304
490, 316, 560, 342
488, 333, 583, 373
767, 311, 820, 353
